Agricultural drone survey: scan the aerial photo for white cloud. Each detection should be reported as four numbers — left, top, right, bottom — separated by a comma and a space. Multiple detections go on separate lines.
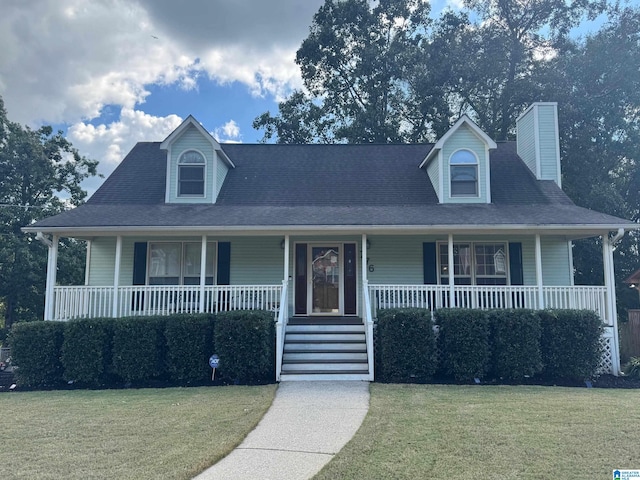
445, 0, 465, 10
0, 0, 322, 126
67, 108, 182, 195
213, 120, 242, 143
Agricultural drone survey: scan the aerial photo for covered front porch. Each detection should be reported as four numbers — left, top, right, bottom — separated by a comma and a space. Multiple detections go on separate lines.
40, 230, 624, 378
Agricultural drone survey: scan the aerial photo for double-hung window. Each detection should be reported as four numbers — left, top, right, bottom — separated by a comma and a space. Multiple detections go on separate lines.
450, 149, 478, 197
178, 150, 205, 196
439, 242, 508, 285
148, 242, 216, 285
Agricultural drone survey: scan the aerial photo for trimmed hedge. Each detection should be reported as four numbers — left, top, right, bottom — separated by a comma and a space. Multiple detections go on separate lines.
165, 314, 215, 384
488, 309, 542, 380
7, 306, 606, 388
111, 316, 168, 383
376, 308, 436, 382
214, 310, 275, 383
10, 321, 65, 387
435, 309, 491, 381
539, 309, 603, 379
62, 318, 112, 386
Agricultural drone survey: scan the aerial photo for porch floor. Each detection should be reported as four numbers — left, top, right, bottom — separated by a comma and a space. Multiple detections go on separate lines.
288, 316, 363, 325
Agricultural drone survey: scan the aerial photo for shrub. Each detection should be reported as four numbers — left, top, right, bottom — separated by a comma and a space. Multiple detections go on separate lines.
539, 309, 603, 379
214, 310, 274, 384
435, 309, 490, 381
10, 321, 65, 387
165, 314, 215, 384
62, 318, 112, 386
375, 308, 436, 382
112, 316, 167, 383
489, 309, 542, 380
623, 357, 640, 379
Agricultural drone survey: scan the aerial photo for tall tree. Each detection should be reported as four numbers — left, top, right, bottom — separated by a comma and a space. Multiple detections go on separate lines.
0, 96, 98, 327
429, 0, 607, 140
253, 90, 335, 144
255, 0, 442, 143
541, 7, 640, 312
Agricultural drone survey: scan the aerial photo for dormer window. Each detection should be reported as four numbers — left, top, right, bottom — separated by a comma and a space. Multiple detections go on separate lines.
178, 150, 205, 196
450, 149, 478, 197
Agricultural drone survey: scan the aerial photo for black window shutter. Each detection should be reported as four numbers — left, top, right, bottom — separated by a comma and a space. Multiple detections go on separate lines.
509, 242, 524, 285
217, 242, 231, 285
132, 242, 148, 285
423, 242, 437, 284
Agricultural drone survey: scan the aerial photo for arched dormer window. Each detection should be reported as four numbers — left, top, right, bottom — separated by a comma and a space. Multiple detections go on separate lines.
450, 149, 478, 197
178, 150, 205, 196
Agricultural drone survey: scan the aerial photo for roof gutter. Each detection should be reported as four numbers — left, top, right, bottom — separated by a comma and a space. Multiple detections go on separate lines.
22, 223, 637, 236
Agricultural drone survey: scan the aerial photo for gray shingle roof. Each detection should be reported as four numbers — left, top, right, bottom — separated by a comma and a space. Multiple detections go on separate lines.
28, 141, 634, 233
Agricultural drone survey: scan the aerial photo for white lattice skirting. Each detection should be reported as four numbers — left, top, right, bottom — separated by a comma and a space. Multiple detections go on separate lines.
598, 327, 616, 375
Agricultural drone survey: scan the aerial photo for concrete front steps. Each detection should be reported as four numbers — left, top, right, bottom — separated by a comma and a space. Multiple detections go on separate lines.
280, 317, 370, 381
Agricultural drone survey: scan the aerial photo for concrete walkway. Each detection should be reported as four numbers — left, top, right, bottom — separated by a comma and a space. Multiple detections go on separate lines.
194, 381, 370, 480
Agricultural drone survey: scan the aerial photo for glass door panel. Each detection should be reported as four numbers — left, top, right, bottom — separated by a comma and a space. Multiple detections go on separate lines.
311, 246, 340, 313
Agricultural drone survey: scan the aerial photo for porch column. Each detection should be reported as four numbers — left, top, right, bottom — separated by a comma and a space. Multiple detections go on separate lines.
603, 235, 621, 374
199, 235, 207, 313
535, 234, 544, 309
112, 235, 122, 318
283, 235, 290, 283
448, 234, 455, 307
84, 240, 91, 286
361, 234, 368, 284
44, 235, 59, 321
283, 235, 290, 316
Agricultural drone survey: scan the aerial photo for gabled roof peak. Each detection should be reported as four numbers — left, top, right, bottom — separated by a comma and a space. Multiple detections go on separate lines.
420, 115, 497, 168
159, 115, 235, 168
435, 114, 497, 150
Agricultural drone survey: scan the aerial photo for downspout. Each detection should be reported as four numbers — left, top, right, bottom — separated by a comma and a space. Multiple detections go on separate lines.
611, 228, 625, 250
35, 231, 52, 248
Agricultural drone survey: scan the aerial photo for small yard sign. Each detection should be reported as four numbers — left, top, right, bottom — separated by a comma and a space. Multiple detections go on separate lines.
209, 354, 220, 381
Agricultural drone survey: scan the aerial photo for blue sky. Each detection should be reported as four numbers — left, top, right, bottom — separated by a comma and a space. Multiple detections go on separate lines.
0, 0, 610, 195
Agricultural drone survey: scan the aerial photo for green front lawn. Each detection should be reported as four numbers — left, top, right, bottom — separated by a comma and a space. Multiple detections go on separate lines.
315, 384, 640, 479
1, 385, 276, 479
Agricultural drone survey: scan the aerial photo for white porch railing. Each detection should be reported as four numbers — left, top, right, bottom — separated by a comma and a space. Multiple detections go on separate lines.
368, 285, 610, 325
52, 284, 283, 321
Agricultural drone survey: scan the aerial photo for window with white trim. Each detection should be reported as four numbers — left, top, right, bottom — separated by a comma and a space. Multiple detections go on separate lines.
148, 242, 216, 285
450, 149, 478, 197
439, 242, 508, 285
178, 150, 205, 196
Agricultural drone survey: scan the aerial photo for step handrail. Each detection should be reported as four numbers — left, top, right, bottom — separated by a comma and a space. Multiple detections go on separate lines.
275, 279, 288, 381
362, 280, 375, 381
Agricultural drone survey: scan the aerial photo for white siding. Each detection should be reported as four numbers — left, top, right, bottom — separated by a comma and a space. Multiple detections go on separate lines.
441, 124, 489, 203
216, 154, 229, 196
85, 234, 573, 288
537, 104, 561, 184
367, 235, 432, 284
516, 103, 560, 185
229, 237, 284, 285
541, 236, 572, 285
88, 237, 116, 286
426, 157, 440, 201
516, 108, 537, 177
366, 235, 572, 287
